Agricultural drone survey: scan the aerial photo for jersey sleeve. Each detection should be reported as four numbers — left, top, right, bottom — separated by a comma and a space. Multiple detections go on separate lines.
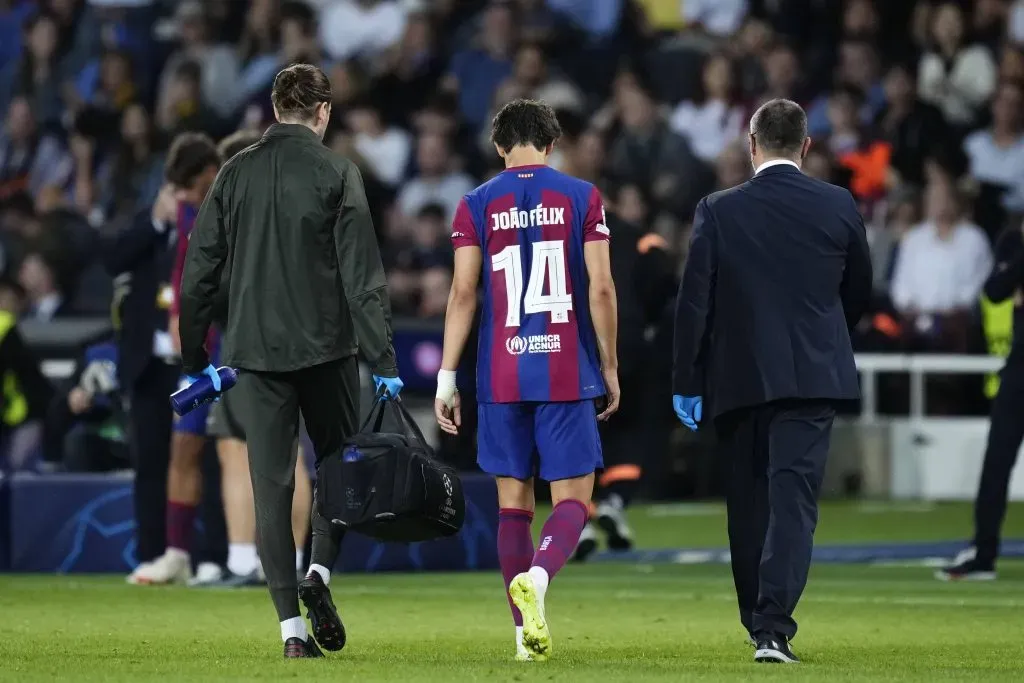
583, 186, 610, 243
450, 197, 479, 249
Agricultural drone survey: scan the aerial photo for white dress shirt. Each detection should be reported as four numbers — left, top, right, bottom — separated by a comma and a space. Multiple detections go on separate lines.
669, 99, 745, 162
754, 159, 800, 175
890, 221, 994, 314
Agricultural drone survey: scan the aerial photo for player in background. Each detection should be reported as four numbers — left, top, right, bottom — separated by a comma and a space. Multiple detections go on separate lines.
575, 198, 678, 561
434, 99, 619, 662
129, 132, 311, 586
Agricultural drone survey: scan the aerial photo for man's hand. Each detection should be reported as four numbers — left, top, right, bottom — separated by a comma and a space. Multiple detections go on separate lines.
673, 395, 702, 431
434, 393, 461, 436
152, 184, 177, 225
67, 387, 92, 415
373, 375, 404, 398
598, 367, 620, 421
435, 368, 460, 435
186, 364, 222, 392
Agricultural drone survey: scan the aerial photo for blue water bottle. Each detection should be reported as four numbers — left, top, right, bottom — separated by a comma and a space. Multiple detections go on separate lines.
169, 366, 239, 416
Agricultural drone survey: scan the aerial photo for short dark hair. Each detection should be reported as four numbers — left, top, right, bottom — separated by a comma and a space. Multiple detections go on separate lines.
165, 132, 220, 188
271, 63, 332, 122
218, 130, 260, 160
417, 203, 446, 222
749, 98, 808, 156
490, 98, 562, 152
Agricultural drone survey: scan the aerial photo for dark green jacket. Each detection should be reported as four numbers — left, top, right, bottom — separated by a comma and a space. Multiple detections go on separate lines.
179, 123, 398, 376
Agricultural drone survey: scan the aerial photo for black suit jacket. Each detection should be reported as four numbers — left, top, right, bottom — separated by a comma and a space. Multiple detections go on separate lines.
673, 163, 872, 419
103, 211, 176, 389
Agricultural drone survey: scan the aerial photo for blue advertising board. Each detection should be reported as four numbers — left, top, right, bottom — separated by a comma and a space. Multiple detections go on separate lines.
3, 472, 498, 574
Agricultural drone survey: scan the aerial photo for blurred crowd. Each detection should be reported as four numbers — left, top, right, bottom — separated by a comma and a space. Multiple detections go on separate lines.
0, 0, 1023, 450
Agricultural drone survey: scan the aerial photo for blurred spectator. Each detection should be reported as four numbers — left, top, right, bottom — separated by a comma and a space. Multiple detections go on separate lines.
891, 180, 993, 322
826, 86, 891, 203
95, 103, 164, 225
871, 188, 921, 297
714, 140, 750, 191
557, 127, 605, 185
807, 39, 885, 137
1000, 44, 1024, 82
44, 336, 127, 472
758, 41, 803, 104
682, 0, 748, 38
974, 0, 1012, 54
419, 266, 451, 319
500, 42, 585, 113
607, 80, 710, 218
546, 0, 624, 42
963, 81, 1024, 214
155, 60, 220, 137
0, 96, 72, 203
843, 0, 880, 42
319, 0, 408, 62
669, 53, 744, 163
157, 1, 240, 121
1013, 0, 1024, 43
18, 250, 70, 321
386, 202, 452, 317
0, 274, 53, 471
396, 133, 474, 222
918, 1, 998, 129
0, 11, 66, 126
444, 2, 516, 132
372, 11, 444, 128
803, 146, 844, 187
348, 99, 412, 188
876, 62, 949, 188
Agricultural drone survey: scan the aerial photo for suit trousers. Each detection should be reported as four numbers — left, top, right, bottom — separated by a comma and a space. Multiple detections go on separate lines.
128, 359, 180, 563
714, 399, 835, 640
973, 356, 1024, 565
235, 355, 360, 622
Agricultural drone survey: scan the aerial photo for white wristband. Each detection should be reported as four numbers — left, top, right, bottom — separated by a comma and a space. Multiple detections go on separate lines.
436, 369, 458, 407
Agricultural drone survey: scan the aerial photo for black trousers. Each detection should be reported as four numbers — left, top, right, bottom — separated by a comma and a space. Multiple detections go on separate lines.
973, 356, 1024, 566
236, 355, 360, 622
714, 399, 835, 640
127, 359, 179, 563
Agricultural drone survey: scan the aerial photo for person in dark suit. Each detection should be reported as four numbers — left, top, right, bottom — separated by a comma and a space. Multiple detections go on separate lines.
103, 186, 182, 566
672, 99, 872, 663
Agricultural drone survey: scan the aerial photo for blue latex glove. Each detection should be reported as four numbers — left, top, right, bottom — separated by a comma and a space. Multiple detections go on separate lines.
373, 375, 404, 399
186, 364, 222, 392
673, 395, 702, 431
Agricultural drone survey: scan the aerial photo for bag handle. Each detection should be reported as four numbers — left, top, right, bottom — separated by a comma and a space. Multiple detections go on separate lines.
356, 389, 430, 449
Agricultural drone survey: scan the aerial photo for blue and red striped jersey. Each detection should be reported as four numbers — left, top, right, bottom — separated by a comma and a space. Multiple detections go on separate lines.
451, 164, 610, 403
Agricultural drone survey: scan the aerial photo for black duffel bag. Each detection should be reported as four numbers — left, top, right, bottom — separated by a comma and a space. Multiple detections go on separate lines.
317, 394, 465, 543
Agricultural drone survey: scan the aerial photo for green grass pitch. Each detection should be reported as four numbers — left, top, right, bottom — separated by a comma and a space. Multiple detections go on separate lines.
2, 501, 1024, 682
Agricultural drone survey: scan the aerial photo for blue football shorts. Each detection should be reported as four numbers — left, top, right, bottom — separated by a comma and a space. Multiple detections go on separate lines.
477, 400, 603, 482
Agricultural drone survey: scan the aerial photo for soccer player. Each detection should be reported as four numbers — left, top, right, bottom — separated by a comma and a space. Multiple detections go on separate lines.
128, 133, 222, 585
129, 132, 313, 585
434, 98, 619, 662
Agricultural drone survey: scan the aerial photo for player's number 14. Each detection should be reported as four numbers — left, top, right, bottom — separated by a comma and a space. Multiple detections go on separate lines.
492, 241, 573, 327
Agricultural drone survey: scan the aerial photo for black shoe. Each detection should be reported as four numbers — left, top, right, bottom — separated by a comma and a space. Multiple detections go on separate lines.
595, 498, 634, 552
935, 548, 996, 581
753, 633, 799, 663
298, 572, 347, 651
573, 523, 599, 562
283, 637, 324, 658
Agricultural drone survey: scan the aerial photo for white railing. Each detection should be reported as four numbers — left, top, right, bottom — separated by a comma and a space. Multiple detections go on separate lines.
39, 354, 1006, 421
854, 353, 1003, 421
